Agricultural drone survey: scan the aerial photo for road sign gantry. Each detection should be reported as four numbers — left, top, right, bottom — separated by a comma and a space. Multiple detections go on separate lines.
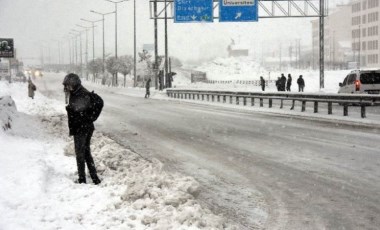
150, 0, 326, 19
149, 0, 327, 89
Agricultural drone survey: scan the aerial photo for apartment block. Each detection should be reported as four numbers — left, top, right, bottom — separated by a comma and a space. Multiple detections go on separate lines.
312, 4, 352, 69
351, 0, 380, 68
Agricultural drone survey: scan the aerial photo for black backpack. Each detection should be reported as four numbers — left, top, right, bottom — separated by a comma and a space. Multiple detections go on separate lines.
88, 91, 103, 122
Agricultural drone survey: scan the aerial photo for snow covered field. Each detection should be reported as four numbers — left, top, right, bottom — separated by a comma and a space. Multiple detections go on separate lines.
0, 81, 237, 230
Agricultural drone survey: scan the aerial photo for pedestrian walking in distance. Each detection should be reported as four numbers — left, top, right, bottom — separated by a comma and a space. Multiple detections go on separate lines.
28, 78, 36, 99
260, 76, 265, 91
297, 75, 305, 92
280, 73, 287, 91
286, 74, 292, 92
145, 78, 151, 98
63, 73, 102, 185
276, 77, 281, 91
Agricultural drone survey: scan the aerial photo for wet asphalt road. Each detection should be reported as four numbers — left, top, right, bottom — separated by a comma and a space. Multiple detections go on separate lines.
38, 74, 380, 230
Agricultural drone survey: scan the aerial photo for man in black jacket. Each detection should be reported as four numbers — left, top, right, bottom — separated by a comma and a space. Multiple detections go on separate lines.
297, 75, 305, 92
280, 73, 287, 91
260, 76, 265, 91
63, 73, 101, 185
286, 74, 292, 91
145, 78, 151, 98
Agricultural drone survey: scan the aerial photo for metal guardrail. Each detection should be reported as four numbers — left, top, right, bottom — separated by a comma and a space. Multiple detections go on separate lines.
167, 89, 380, 118
203, 80, 276, 86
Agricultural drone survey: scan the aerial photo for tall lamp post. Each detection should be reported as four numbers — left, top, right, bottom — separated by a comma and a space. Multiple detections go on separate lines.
80, 18, 102, 62
105, 0, 128, 86
164, 0, 169, 88
69, 32, 78, 68
76, 24, 92, 80
90, 10, 115, 75
358, 24, 361, 69
134, 0, 137, 87
71, 29, 84, 77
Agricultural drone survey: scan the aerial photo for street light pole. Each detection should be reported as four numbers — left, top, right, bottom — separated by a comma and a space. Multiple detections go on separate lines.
105, 0, 128, 86
77, 24, 92, 80
319, 0, 325, 89
164, 0, 169, 88
72, 30, 84, 77
69, 33, 78, 68
358, 24, 361, 69
134, 0, 137, 87
68, 39, 72, 66
154, 0, 158, 89
90, 10, 115, 76
81, 18, 102, 62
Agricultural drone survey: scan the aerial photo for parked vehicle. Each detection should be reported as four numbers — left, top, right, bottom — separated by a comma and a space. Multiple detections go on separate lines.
338, 70, 380, 94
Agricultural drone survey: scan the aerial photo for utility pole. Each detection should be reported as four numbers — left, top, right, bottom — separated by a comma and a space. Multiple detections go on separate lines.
105, 0, 128, 86
289, 43, 292, 68
312, 37, 315, 70
164, 0, 169, 88
319, 0, 325, 89
91, 10, 115, 76
57, 41, 61, 66
69, 33, 78, 68
332, 30, 336, 69
134, 0, 137, 87
154, 0, 159, 89
81, 18, 102, 63
298, 39, 301, 69
279, 43, 282, 71
77, 24, 92, 80
358, 24, 361, 69
72, 29, 84, 78
68, 39, 72, 66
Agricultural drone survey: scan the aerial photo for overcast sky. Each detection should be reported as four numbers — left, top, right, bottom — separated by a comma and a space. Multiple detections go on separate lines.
0, 0, 345, 65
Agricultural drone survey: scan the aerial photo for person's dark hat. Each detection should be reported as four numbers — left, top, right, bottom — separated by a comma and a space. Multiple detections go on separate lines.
63, 73, 81, 90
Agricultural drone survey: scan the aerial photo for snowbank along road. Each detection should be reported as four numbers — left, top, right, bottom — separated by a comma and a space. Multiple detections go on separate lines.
37, 73, 380, 230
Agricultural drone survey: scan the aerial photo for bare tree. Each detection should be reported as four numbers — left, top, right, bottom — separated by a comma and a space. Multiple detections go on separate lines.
87, 58, 103, 82
106, 56, 120, 86
119, 55, 134, 87
138, 50, 154, 86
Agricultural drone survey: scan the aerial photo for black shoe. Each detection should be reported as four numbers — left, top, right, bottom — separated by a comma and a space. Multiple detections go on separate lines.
75, 178, 86, 184
93, 178, 101, 185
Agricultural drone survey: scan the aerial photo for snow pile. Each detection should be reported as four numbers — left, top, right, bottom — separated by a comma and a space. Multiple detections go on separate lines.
177, 57, 350, 94
63, 133, 235, 229
172, 69, 192, 87
0, 80, 236, 229
195, 57, 266, 81
0, 96, 17, 131
0, 81, 65, 116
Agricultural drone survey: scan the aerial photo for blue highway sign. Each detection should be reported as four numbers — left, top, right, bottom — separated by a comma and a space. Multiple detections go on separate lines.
219, 0, 258, 22
174, 0, 214, 23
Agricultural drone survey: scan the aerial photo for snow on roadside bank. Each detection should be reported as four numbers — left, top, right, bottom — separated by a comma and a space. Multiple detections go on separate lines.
0, 81, 237, 230
0, 96, 16, 131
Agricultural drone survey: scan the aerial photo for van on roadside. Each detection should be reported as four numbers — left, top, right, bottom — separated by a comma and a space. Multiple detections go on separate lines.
338, 70, 380, 94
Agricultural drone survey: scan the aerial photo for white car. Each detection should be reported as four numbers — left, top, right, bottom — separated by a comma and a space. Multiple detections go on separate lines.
338, 70, 380, 94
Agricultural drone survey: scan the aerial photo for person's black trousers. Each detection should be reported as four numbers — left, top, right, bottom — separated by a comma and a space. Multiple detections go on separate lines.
74, 130, 100, 183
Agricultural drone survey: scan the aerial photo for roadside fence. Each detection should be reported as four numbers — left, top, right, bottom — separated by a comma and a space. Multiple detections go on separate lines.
167, 89, 380, 119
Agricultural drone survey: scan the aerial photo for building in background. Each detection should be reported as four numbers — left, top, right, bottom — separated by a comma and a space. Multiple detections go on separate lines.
351, 0, 380, 68
227, 39, 249, 57
311, 4, 352, 70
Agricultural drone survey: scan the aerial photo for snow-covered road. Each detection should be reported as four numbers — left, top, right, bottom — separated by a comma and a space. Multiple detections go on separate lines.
37, 73, 380, 229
